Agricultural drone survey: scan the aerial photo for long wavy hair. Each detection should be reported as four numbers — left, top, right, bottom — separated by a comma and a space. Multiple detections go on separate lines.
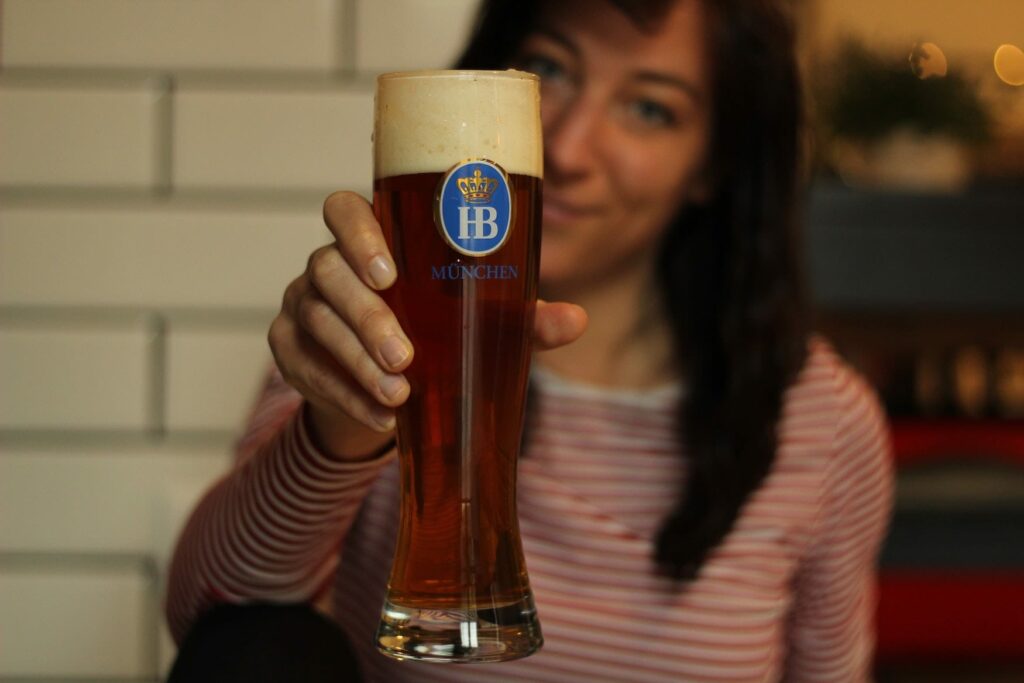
457, 0, 809, 579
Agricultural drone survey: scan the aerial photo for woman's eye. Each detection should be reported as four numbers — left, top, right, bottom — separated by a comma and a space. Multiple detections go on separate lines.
627, 99, 677, 128
520, 54, 568, 82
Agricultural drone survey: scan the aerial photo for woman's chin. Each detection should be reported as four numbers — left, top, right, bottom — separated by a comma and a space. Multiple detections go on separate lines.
539, 260, 584, 298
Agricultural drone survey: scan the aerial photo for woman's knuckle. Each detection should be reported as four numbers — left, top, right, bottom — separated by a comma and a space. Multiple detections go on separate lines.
323, 191, 363, 221
277, 363, 300, 391
306, 245, 324, 271
281, 279, 302, 313
353, 351, 381, 385
342, 391, 378, 427
309, 248, 341, 289
267, 316, 284, 349
298, 296, 331, 331
305, 365, 337, 400
356, 304, 387, 332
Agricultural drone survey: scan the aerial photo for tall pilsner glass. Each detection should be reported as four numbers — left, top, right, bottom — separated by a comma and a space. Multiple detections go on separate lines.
372, 70, 544, 663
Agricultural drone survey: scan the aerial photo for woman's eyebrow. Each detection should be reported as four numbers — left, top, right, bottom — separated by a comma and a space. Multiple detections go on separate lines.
528, 28, 702, 104
633, 71, 703, 104
528, 27, 580, 57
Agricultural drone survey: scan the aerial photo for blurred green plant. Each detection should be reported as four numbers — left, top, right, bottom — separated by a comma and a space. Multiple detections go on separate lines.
818, 39, 991, 145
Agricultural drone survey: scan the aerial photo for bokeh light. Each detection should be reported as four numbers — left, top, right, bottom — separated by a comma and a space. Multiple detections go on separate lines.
909, 42, 948, 79
994, 44, 1024, 86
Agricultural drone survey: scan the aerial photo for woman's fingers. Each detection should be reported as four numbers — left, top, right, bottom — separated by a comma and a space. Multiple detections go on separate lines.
267, 192, 410, 446
305, 244, 414, 374
285, 247, 412, 408
322, 191, 397, 291
533, 300, 588, 351
275, 189, 584, 435
269, 311, 396, 432
295, 285, 410, 408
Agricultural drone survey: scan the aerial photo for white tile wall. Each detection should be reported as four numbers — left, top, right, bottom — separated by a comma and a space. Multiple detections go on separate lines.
1, 0, 342, 72
0, 447, 231, 554
0, 0, 474, 676
0, 206, 328, 308
0, 564, 155, 677
356, 0, 482, 72
173, 87, 374, 192
0, 321, 152, 430
166, 324, 273, 431
0, 83, 164, 188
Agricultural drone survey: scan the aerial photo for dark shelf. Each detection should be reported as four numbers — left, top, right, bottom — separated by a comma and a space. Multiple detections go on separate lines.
805, 182, 1024, 312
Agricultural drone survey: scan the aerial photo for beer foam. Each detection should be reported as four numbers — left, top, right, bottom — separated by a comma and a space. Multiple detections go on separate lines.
375, 70, 543, 179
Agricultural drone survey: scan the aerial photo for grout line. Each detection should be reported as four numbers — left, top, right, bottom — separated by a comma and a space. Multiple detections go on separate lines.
0, 65, 348, 88
0, 305, 276, 327
0, 551, 156, 575
147, 312, 168, 440
0, 429, 237, 450
0, 185, 358, 207
340, 0, 357, 76
0, 678, 158, 683
143, 559, 163, 683
0, 0, 6, 73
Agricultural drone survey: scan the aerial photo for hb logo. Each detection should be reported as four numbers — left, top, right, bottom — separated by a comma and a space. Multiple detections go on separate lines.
458, 206, 499, 240
437, 160, 512, 256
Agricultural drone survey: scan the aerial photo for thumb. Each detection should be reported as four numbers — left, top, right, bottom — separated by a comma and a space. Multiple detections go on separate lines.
533, 300, 588, 351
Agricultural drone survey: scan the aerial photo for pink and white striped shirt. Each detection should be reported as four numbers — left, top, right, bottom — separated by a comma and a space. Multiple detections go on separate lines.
166, 338, 893, 682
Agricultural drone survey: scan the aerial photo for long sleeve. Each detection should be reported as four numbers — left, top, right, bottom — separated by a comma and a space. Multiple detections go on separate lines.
164, 369, 396, 644
784, 363, 895, 681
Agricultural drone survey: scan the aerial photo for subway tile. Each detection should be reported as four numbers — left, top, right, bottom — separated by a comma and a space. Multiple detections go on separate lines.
0, 84, 162, 188
0, 321, 152, 430
356, 0, 481, 73
0, 564, 154, 677
0, 447, 231, 556
0, 205, 328, 309
1, 0, 341, 72
166, 325, 273, 431
174, 88, 373, 191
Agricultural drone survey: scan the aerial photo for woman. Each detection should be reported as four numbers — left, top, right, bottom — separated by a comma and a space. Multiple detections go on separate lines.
166, 0, 892, 680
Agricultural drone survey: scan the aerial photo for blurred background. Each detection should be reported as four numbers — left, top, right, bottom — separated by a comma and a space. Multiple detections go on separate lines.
0, 1, 1021, 681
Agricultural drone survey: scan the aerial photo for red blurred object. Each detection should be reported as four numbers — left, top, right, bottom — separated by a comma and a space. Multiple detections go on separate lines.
877, 419, 1024, 663
891, 419, 1024, 467
876, 571, 1024, 660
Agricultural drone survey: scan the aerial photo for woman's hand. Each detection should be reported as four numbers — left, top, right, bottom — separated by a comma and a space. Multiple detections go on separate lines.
268, 191, 588, 461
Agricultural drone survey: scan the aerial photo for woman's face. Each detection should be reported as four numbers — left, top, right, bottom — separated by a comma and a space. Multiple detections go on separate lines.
514, 0, 712, 293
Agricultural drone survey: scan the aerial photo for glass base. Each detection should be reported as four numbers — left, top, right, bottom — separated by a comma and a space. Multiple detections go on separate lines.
375, 598, 543, 663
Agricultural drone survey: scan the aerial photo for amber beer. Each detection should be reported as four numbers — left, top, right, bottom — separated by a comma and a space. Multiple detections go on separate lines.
372, 71, 544, 663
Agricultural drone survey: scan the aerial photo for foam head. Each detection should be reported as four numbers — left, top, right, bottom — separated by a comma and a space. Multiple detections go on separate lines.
374, 70, 543, 180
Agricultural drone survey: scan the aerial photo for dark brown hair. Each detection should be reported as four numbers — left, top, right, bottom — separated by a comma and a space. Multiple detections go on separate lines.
457, 0, 809, 579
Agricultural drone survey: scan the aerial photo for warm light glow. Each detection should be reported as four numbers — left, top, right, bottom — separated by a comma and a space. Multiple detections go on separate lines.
994, 44, 1024, 86
909, 42, 948, 79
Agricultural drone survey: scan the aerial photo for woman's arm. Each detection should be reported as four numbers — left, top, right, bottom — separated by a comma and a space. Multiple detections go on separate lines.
784, 363, 895, 681
164, 369, 395, 644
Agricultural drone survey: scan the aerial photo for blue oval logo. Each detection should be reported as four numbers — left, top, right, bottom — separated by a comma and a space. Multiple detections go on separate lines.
436, 160, 513, 256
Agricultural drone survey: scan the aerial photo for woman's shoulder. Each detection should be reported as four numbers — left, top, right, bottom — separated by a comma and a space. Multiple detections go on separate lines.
783, 334, 891, 465
788, 334, 877, 409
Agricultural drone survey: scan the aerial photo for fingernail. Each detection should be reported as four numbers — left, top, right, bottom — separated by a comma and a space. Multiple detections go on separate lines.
368, 255, 396, 289
378, 373, 407, 402
380, 335, 410, 369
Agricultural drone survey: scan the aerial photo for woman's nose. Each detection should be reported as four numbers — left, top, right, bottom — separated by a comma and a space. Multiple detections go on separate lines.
542, 94, 604, 181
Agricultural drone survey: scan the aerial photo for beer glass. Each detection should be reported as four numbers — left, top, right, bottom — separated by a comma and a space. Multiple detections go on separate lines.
372, 71, 544, 663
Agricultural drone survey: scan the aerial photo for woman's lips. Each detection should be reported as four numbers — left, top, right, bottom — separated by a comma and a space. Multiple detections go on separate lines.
543, 196, 600, 224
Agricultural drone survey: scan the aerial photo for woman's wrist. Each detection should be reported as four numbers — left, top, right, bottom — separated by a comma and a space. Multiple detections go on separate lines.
302, 401, 395, 463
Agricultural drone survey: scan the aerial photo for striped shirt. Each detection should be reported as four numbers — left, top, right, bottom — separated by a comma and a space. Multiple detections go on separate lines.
166, 338, 893, 682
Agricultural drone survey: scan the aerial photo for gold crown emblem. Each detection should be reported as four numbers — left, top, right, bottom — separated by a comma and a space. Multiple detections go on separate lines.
456, 169, 499, 203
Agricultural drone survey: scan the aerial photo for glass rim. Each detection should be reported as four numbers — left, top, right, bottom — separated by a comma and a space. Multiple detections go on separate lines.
377, 69, 538, 83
